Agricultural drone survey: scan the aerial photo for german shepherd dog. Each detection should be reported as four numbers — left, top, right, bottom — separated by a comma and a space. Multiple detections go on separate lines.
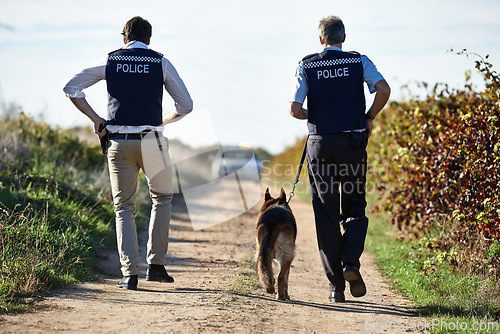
255, 188, 297, 300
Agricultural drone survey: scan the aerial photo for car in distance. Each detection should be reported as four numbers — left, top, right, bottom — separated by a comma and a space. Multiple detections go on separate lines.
211, 144, 261, 180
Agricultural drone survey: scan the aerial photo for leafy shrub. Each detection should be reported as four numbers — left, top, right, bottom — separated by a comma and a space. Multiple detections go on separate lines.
1, 110, 104, 173
0, 110, 115, 312
369, 52, 500, 277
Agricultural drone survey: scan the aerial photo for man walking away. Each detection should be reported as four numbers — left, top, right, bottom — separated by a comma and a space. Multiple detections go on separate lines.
289, 16, 390, 302
64, 16, 193, 290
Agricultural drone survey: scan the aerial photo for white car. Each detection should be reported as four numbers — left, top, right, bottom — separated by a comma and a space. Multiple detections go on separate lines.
211, 145, 261, 180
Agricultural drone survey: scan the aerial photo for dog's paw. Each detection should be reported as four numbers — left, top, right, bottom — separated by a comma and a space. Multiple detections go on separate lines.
276, 293, 290, 301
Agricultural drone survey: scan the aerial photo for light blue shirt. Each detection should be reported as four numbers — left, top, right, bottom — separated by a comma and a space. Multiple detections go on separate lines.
291, 47, 384, 105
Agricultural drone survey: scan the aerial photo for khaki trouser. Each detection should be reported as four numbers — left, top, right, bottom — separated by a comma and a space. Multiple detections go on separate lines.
107, 133, 173, 276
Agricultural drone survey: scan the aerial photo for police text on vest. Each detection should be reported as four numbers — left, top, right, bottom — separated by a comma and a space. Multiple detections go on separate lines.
317, 67, 349, 79
116, 63, 150, 74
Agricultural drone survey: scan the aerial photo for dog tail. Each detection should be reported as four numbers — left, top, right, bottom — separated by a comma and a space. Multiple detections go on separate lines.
256, 225, 280, 290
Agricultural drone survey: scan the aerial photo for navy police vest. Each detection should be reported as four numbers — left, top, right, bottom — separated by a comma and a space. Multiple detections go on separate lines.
106, 48, 163, 126
303, 50, 366, 134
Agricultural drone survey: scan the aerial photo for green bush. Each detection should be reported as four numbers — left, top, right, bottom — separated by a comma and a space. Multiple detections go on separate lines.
0, 110, 115, 312
369, 52, 500, 277
4, 110, 104, 173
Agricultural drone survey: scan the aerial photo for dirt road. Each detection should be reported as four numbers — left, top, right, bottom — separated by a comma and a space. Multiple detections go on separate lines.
0, 189, 423, 333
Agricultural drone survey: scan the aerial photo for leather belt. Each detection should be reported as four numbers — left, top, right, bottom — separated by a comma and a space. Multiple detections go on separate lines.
109, 131, 157, 140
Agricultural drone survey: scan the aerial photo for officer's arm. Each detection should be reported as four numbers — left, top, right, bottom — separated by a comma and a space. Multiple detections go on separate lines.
163, 110, 185, 125
64, 57, 107, 137
290, 102, 308, 120
69, 97, 107, 137
366, 79, 390, 119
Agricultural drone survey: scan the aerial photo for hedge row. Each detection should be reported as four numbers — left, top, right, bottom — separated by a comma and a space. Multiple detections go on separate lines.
369, 52, 500, 276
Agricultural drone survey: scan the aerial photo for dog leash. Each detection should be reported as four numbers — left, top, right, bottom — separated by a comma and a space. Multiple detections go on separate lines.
287, 136, 308, 204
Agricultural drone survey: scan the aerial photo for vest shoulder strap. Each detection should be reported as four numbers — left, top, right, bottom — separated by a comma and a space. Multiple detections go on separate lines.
346, 50, 361, 56
108, 48, 122, 56
148, 49, 163, 58
302, 53, 318, 61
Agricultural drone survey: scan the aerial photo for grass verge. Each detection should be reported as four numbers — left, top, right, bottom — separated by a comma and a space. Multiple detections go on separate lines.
0, 111, 117, 313
366, 209, 500, 333
231, 254, 260, 295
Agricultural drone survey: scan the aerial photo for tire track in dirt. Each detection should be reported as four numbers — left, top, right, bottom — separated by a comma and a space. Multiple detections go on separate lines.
0, 188, 424, 333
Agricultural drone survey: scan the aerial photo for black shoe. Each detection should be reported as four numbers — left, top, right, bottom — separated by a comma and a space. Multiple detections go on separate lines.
117, 275, 138, 290
328, 291, 345, 303
343, 265, 366, 297
146, 264, 174, 283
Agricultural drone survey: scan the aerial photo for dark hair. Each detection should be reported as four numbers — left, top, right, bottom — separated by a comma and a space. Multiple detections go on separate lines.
122, 16, 152, 43
318, 16, 345, 45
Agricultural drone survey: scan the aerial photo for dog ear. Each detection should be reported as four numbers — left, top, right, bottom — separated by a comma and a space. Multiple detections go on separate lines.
265, 188, 272, 201
278, 187, 287, 203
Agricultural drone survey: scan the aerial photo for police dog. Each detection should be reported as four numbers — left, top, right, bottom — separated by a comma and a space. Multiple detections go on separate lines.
255, 188, 297, 300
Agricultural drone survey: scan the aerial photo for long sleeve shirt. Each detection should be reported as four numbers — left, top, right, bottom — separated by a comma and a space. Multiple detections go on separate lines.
63, 41, 193, 133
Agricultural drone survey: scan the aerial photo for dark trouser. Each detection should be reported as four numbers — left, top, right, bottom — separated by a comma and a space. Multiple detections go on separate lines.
307, 132, 369, 292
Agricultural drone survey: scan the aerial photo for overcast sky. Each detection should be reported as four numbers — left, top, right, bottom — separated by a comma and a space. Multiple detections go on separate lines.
1, 0, 499, 153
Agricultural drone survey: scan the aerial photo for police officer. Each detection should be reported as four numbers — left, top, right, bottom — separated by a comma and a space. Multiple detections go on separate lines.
290, 16, 390, 302
64, 16, 193, 290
